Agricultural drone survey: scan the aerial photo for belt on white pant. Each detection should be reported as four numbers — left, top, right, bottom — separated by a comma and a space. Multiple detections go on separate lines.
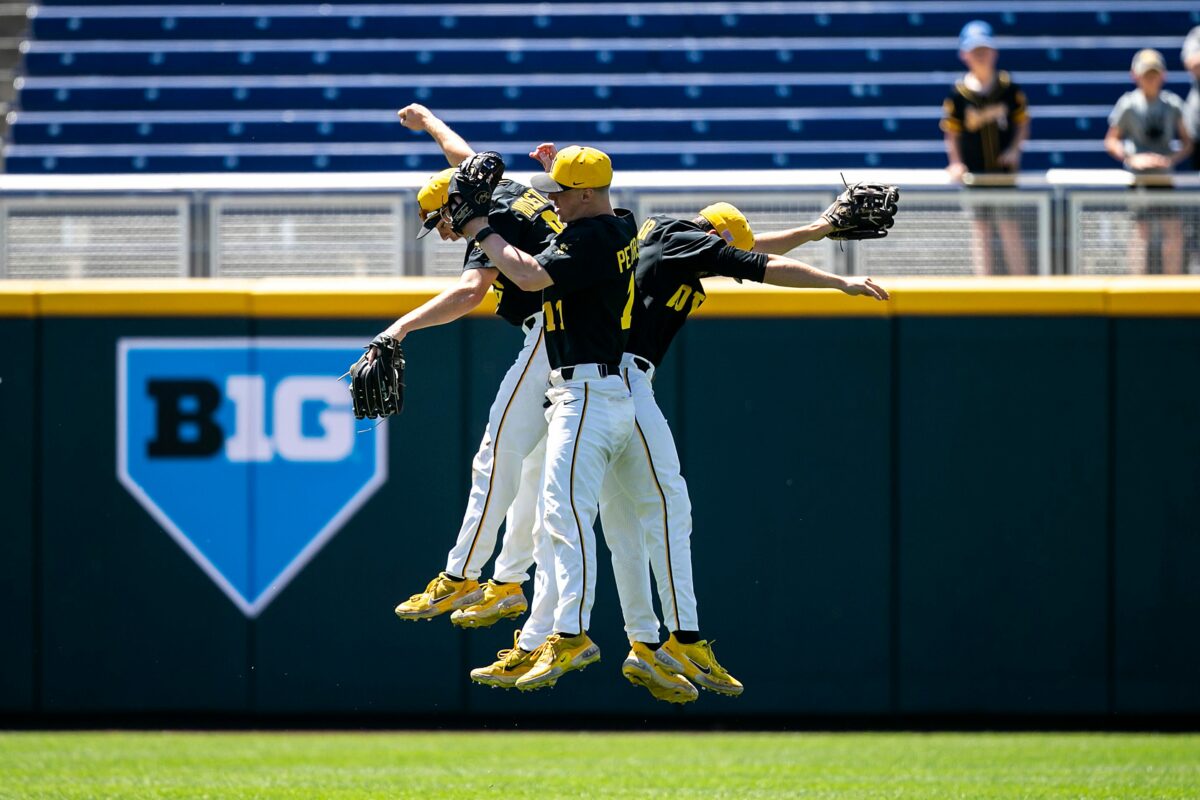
548, 363, 622, 386
620, 352, 656, 382
521, 312, 543, 333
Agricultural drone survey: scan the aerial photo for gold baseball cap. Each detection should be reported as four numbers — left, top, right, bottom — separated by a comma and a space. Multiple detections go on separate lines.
700, 202, 755, 251
417, 167, 454, 214
415, 167, 455, 238
1132, 48, 1166, 75
530, 146, 613, 193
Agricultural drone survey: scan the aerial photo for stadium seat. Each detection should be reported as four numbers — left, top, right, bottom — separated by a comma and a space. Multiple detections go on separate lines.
9, 1, 1199, 172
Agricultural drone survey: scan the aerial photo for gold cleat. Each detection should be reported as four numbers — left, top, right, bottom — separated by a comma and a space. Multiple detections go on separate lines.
514, 633, 601, 692
394, 572, 483, 621
655, 635, 744, 696
451, 580, 529, 628
470, 630, 538, 688
622, 642, 699, 704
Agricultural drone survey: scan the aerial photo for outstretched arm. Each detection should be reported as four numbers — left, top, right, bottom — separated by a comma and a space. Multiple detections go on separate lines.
762, 254, 888, 300
379, 267, 494, 342
753, 220, 835, 254
398, 103, 475, 166
461, 218, 554, 291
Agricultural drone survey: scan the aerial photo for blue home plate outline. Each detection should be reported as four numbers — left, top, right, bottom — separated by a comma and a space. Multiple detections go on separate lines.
116, 337, 387, 617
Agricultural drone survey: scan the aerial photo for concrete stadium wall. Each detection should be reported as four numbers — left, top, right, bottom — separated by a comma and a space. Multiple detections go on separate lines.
0, 278, 1197, 720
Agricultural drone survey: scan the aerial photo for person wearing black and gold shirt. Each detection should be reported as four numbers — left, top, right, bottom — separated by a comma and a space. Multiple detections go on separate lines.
941, 20, 1032, 275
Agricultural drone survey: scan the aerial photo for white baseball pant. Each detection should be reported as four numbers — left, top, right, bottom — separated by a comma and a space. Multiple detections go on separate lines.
599, 353, 699, 636
443, 315, 548, 583
537, 370, 637, 637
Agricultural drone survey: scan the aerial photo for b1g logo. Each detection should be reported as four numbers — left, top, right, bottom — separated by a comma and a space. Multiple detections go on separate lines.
117, 338, 386, 617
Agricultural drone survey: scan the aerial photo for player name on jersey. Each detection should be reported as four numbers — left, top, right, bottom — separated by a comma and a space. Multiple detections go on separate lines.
534, 208, 640, 370
465, 179, 563, 327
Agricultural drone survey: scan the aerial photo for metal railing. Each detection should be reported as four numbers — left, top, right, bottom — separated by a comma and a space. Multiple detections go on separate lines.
0, 170, 1197, 278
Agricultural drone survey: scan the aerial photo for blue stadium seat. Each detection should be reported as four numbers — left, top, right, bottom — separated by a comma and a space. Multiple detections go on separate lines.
29, 10, 1200, 40
23, 45, 1148, 78
11, 2, 1198, 173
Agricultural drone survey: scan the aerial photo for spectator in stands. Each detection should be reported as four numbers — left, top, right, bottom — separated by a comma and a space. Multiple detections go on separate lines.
941, 21, 1031, 276
1104, 49, 1193, 274
1184, 27, 1200, 170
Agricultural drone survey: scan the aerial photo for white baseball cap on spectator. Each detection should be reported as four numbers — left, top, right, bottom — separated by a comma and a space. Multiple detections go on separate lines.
959, 20, 996, 52
1131, 48, 1166, 75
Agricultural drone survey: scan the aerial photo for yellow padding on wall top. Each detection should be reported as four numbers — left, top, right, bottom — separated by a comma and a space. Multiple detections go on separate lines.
0, 276, 1198, 318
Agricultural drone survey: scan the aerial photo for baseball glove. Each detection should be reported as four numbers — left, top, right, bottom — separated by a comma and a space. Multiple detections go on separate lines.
348, 334, 405, 420
445, 150, 506, 234
822, 182, 900, 240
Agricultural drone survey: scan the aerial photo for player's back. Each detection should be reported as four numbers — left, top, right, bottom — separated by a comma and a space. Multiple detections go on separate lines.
628, 214, 767, 367
535, 208, 640, 370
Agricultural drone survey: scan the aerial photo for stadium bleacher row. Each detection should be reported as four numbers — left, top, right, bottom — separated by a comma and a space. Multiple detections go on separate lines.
4, 1, 1199, 173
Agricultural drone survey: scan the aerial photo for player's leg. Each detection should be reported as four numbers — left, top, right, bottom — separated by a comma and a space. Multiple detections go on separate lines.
600, 458, 697, 704
516, 377, 633, 691
452, 437, 544, 628
470, 479, 557, 688
1162, 215, 1184, 274
621, 365, 743, 697
996, 216, 1029, 276
395, 325, 547, 620
970, 217, 997, 276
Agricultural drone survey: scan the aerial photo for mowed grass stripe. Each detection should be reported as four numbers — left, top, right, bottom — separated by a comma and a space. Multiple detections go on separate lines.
0, 732, 1198, 799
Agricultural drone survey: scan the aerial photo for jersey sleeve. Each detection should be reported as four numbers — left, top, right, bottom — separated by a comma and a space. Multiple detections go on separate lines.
535, 226, 611, 293
1165, 91, 1187, 123
1009, 84, 1030, 125
462, 209, 522, 272
661, 227, 767, 282
940, 91, 964, 134
1108, 94, 1132, 131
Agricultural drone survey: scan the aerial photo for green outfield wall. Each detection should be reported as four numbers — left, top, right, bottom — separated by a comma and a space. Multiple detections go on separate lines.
0, 278, 1197, 720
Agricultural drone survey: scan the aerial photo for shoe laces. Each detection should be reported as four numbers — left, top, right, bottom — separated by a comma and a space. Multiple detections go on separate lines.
534, 635, 562, 664
496, 631, 527, 667
698, 640, 725, 672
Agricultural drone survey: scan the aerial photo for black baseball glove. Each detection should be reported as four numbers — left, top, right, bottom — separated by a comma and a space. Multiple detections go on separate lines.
445, 151, 505, 234
822, 182, 900, 241
348, 334, 405, 420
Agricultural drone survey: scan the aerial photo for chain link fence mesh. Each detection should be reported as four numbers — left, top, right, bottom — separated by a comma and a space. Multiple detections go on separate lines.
855, 190, 1048, 277
211, 197, 403, 278
2, 200, 188, 279
1070, 191, 1200, 275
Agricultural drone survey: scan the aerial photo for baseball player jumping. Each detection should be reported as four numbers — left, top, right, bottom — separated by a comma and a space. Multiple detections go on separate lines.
384, 105, 561, 630
529, 144, 893, 698
446, 146, 689, 695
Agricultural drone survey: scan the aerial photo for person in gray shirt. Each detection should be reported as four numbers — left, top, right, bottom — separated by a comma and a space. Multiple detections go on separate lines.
1104, 49, 1194, 273
1183, 27, 1200, 170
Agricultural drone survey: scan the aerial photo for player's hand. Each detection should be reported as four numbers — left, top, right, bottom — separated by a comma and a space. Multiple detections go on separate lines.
367, 327, 406, 362
1126, 153, 1166, 171
946, 162, 968, 183
996, 147, 1021, 169
841, 276, 889, 301
397, 103, 434, 132
529, 143, 558, 172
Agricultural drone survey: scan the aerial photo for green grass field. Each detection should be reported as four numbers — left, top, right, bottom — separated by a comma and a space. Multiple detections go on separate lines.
1, 731, 1197, 799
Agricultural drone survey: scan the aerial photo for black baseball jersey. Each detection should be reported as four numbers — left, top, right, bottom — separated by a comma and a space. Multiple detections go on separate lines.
464, 179, 562, 327
628, 215, 769, 367
534, 208, 640, 370
940, 71, 1029, 174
